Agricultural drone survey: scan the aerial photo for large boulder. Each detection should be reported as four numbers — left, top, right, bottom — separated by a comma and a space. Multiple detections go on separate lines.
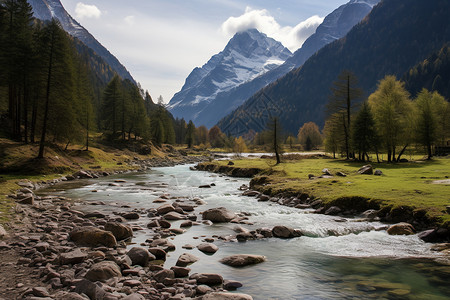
202, 292, 253, 300
202, 207, 236, 223
104, 222, 133, 241
85, 261, 122, 282
126, 247, 155, 267
272, 225, 300, 238
176, 252, 199, 267
387, 223, 415, 235
219, 254, 266, 267
69, 227, 117, 248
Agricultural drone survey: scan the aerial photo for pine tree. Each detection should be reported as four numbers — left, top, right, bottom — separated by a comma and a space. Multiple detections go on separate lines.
38, 19, 76, 158
186, 120, 195, 148
102, 75, 122, 136
352, 102, 379, 162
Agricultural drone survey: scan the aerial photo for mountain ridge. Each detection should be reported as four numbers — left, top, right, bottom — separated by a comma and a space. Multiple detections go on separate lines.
170, 0, 379, 128
217, 0, 450, 135
168, 28, 292, 122
28, 0, 135, 83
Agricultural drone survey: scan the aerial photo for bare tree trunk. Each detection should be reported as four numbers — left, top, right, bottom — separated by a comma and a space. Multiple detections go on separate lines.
38, 25, 55, 159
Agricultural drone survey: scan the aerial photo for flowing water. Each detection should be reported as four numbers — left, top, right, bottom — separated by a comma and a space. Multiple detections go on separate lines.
45, 164, 450, 300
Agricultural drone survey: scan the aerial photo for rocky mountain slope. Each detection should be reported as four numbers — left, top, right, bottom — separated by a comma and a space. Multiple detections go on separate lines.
28, 0, 134, 82
168, 28, 292, 124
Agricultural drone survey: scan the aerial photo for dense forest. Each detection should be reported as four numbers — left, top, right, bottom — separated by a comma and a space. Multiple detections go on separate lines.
0, 0, 206, 156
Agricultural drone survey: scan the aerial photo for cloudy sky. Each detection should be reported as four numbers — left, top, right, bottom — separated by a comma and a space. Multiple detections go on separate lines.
59, 0, 348, 103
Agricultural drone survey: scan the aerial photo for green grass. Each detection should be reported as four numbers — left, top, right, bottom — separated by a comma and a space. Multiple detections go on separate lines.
211, 156, 450, 226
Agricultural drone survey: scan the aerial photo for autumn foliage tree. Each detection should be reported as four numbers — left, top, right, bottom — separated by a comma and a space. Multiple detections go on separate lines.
297, 122, 322, 151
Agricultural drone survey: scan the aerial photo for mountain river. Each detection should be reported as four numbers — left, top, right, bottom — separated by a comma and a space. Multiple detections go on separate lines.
43, 164, 450, 299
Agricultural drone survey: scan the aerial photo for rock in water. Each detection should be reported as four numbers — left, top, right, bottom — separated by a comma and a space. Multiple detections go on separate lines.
202, 292, 253, 300
219, 254, 266, 267
126, 247, 155, 267
272, 225, 300, 238
387, 223, 415, 235
85, 261, 122, 282
202, 207, 236, 223
69, 227, 117, 248
197, 243, 219, 254
176, 252, 199, 267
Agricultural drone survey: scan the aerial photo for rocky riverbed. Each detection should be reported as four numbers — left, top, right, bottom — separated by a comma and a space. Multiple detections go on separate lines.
2, 161, 450, 300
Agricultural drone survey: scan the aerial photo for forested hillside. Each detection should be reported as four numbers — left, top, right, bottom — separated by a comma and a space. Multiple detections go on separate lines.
404, 45, 450, 99
218, 0, 450, 135
0, 0, 175, 157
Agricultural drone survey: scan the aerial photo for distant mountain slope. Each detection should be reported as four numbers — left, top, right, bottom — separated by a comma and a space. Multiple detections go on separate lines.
28, 0, 134, 83
171, 0, 379, 128
168, 28, 292, 124
218, 0, 450, 135
404, 44, 450, 99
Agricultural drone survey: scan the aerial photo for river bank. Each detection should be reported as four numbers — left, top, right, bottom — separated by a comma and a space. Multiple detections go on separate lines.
194, 157, 450, 243
1, 158, 450, 299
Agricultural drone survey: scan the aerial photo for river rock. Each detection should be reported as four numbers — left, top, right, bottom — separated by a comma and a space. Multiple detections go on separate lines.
17, 195, 34, 205
336, 171, 347, 177
176, 252, 199, 267
69, 227, 117, 248
149, 247, 167, 260
219, 254, 266, 267
325, 206, 342, 215
153, 269, 175, 283
357, 165, 373, 175
374, 169, 383, 176
387, 223, 415, 235
59, 248, 88, 265
202, 292, 253, 300
85, 261, 122, 282
171, 266, 191, 278
73, 170, 93, 179
224, 280, 243, 291
156, 203, 175, 215
126, 247, 155, 267
122, 212, 139, 220
197, 243, 219, 254
104, 222, 133, 241
272, 225, 300, 238
0, 225, 8, 239
84, 211, 106, 219
191, 273, 223, 286
164, 211, 185, 220
202, 207, 236, 223
322, 168, 332, 176
73, 279, 109, 299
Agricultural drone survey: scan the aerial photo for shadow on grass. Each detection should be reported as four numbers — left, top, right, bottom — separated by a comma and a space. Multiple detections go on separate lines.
330, 158, 445, 170
0, 157, 74, 176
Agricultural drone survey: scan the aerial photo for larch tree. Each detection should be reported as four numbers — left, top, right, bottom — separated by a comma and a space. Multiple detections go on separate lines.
297, 122, 322, 151
368, 75, 413, 162
327, 70, 363, 159
414, 89, 448, 159
323, 114, 342, 158
266, 117, 282, 164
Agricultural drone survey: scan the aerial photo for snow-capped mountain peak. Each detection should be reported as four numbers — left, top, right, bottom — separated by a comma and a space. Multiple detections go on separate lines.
168, 28, 292, 118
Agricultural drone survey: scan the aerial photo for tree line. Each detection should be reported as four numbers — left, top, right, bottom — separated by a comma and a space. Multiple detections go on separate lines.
323, 71, 450, 161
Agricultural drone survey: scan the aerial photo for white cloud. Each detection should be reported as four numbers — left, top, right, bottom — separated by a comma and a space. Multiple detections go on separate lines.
221, 7, 323, 51
75, 3, 102, 19
124, 15, 135, 26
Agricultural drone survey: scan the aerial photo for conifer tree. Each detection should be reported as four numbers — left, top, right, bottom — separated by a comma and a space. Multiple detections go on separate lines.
352, 102, 379, 161
186, 120, 195, 148
102, 75, 122, 136
327, 70, 363, 159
